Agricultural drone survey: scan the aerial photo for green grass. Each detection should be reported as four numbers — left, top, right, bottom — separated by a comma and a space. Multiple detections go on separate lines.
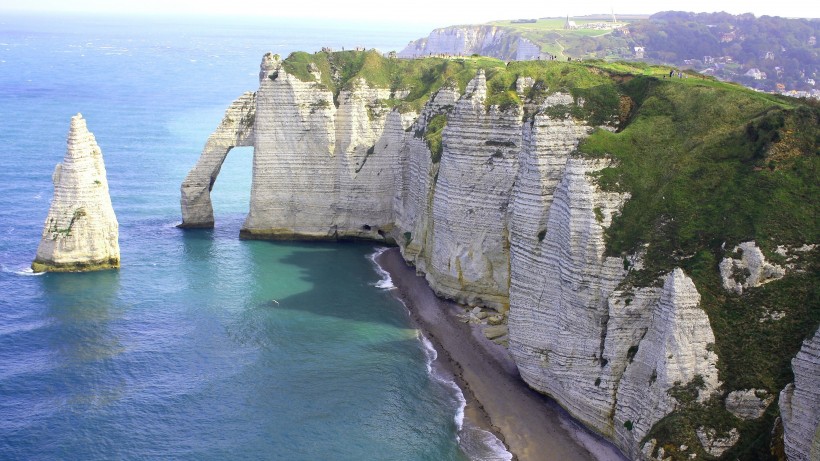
423, 17, 641, 61
488, 18, 632, 31
277, 51, 628, 124
279, 50, 506, 112
577, 74, 819, 459
423, 114, 447, 163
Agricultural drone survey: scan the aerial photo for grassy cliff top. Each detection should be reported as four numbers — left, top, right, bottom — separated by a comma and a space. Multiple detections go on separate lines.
280, 50, 504, 111
278, 50, 690, 114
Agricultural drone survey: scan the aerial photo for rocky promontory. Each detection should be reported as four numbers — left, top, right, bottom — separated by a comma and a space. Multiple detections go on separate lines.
181, 51, 819, 460
33, 114, 119, 272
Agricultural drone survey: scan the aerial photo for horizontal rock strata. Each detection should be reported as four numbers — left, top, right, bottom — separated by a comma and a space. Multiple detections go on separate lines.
241, 54, 398, 241
33, 114, 119, 272
423, 71, 520, 311
725, 389, 773, 420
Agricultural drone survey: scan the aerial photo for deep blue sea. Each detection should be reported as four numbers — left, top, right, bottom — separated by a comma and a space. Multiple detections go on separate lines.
0, 13, 500, 460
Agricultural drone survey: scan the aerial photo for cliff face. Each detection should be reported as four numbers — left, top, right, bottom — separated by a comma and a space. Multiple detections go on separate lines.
182, 52, 819, 460
33, 114, 119, 272
508, 155, 720, 459
399, 25, 543, 60
240, 53, 400, 240
421, 71, 521, 310
779, 328, 820, 461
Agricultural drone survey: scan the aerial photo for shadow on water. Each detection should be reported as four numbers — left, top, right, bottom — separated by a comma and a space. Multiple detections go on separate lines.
209, 238, 466, 461
180, 227, 216, 261
243, 239, 408, 327
40, 270, 123, 364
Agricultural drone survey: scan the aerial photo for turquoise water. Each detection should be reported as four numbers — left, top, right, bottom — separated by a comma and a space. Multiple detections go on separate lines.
0, 14, 473, 460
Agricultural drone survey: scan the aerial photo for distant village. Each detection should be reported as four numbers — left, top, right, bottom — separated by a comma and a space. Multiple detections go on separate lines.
561, 15, 625, 31
558, 15, 817, 99
626, 24, 819, 99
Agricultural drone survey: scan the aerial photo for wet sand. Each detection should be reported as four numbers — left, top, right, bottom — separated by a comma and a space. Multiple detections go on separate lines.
377, 248, 626, 461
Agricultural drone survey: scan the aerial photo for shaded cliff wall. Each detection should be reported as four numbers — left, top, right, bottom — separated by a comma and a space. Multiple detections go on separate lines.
780, 328, 820, 461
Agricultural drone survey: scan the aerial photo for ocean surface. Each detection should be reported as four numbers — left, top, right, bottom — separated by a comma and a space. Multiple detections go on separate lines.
0, 14, 507, 460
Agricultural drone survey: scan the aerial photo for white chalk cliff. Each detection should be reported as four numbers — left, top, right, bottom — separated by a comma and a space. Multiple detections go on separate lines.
181, 52, 815, 460
241, 54, 400, 240
421, 70, 521, 310
780, 328, 820, 461
507, 154, 720, 459
33, 114, 119, 272
398, 25, 544, 60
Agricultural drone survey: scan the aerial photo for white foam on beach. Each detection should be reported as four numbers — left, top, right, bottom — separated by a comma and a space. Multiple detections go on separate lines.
375, 249, 513, 461
404, 309, 513, 461
367, 247, 395, 289
460, 422, 514, 461
419, 332, 466, 431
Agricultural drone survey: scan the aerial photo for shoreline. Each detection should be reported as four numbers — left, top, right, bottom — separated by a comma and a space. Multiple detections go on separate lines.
376, 247, 626, 461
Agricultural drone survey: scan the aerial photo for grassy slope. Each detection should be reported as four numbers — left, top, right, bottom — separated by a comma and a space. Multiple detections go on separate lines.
579, 72, 818, 460
278, 51, 819, 459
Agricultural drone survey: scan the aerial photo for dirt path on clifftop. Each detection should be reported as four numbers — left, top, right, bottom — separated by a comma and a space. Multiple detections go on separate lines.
377, 248, 626, 461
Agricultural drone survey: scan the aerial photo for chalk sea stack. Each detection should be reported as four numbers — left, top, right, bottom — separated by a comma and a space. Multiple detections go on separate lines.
32, 114, 120, 272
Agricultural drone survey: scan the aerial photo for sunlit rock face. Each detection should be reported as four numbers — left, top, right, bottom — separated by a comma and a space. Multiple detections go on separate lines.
421, 71, 521, 311
398, 25, 543, 60
33, 114, 119, 272
179, 92, 256, 228
240, 54, 399, 241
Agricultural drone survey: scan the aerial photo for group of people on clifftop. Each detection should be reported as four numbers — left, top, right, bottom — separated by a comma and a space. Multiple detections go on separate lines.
664, 69, 689, 79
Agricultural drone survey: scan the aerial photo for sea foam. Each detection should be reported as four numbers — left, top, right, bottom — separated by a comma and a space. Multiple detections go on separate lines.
368, 247, 395, 289
369, 248, 513, 460
1, 266, 44, 276
420, 333, 466, 430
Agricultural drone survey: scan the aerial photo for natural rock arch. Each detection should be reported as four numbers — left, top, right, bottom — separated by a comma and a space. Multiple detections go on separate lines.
179, 92, 256, 228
